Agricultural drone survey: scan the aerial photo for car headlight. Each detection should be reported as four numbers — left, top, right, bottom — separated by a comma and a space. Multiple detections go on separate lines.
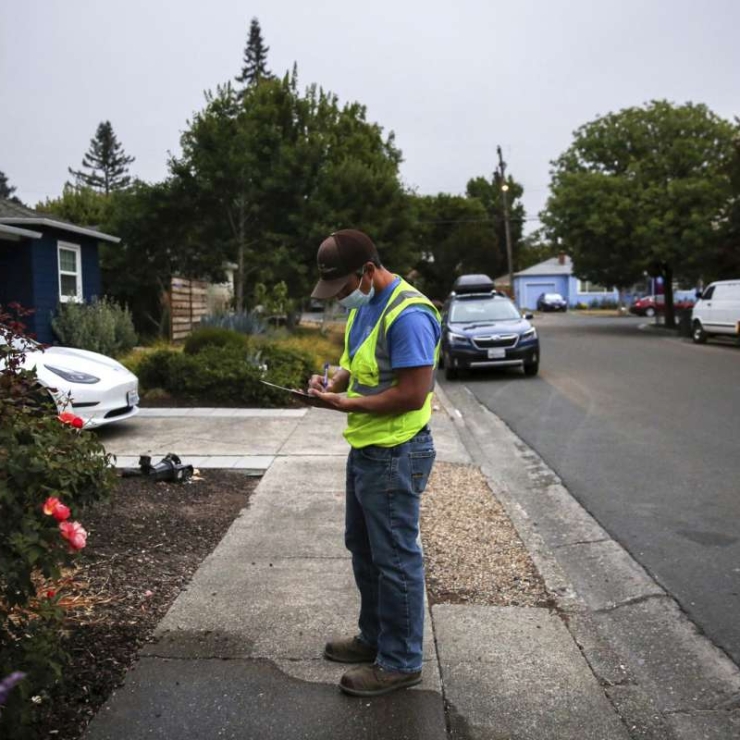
521, 327, 537, 341
45, 365, 100, 384
447, 331, 471, 347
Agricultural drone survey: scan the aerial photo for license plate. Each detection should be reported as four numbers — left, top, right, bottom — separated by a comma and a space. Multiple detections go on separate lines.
127, 389, 140, 407
487, 348, 506, 359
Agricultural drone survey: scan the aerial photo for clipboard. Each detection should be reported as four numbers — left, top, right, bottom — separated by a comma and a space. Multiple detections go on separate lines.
259, 379, 312, 399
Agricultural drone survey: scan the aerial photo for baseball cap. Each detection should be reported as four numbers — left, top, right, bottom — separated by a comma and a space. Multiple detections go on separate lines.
311, 229, 379, 299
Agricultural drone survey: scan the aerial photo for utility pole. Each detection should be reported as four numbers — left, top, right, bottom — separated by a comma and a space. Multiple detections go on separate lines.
496, 145, 515, 304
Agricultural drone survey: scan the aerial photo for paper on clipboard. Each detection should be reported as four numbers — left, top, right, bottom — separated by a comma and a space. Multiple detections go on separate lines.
259, 379, 311, 398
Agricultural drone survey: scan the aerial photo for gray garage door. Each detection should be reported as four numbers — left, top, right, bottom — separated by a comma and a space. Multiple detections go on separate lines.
524, 282, 556, 309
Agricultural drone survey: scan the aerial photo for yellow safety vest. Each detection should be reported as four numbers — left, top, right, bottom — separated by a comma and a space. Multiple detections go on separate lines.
339, 277, 440, 449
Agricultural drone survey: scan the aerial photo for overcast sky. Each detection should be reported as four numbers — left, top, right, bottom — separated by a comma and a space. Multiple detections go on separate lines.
2, 0, 739, 232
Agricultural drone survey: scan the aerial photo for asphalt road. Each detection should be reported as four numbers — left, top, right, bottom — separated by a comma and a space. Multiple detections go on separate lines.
452, 313, 740, 666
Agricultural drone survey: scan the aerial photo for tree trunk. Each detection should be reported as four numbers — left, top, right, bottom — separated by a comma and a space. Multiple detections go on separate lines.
664, 264, 676, 328
236, 200, 245, 313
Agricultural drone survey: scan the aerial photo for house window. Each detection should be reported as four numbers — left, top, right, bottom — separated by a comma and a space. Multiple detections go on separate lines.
58, 242, 82, 302
577, 279, 610, 294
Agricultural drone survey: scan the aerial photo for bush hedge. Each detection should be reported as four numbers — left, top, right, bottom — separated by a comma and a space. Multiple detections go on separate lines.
183, 327, 249, 355
136, 341, 315, 407
51, 297, 137, 358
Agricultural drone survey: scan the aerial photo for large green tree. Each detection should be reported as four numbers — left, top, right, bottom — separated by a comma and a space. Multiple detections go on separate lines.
235, 18, 272, 89
36, 184, 111, 226
544, 101, 737, 325
98, 180, 225, 335
68, 121, 135, 194
170, 74, 412, 309
710, 125, 740, 279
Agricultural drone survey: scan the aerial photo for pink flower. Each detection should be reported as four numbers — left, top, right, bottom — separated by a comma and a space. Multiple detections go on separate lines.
42, 497, 71, 521
43, 497, 61, 516
59, 521, 87, 551
51, 502, 70, 522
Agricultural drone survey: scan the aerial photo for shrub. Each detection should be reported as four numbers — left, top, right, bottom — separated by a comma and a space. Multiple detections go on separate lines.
199, 310, 267, 336
268, 330, 343, 374
51, 297, 137, 357
0, 305, 115, 735
183, 327, 248, 355
136, 340, 314, 407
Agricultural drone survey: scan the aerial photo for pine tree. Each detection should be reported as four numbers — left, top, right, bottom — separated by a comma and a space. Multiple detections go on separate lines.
235, 18, 272, 88
0, 170, 18, 201
68, 121, 135, 195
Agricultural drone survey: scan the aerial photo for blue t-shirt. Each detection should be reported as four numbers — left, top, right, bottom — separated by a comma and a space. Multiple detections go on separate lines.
348, 277, 440, 368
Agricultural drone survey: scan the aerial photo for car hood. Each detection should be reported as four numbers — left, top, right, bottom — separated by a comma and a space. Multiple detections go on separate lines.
449, 319, 532, 337
23, 346, 132, 375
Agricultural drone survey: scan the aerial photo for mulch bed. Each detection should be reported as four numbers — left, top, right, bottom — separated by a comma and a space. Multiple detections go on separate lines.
33, 469, 258, 740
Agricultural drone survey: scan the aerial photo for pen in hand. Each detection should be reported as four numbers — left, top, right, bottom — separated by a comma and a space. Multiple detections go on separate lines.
322, 362, 330, 389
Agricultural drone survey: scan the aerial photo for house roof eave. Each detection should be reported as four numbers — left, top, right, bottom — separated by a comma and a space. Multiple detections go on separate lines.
0, 217, 121, 243
0, 223, 44, 240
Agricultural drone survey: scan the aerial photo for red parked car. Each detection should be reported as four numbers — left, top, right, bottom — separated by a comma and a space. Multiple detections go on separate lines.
629, 295, 695, 317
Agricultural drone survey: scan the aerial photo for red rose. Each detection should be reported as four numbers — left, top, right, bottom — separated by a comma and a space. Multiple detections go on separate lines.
43, 497, 61, 516
71, 416, 84, 429
52, 502, 70, 522
58, 412, 76, 424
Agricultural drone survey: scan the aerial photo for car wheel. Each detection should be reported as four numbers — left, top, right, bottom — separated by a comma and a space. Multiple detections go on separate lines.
438, 351, 445, 369
444, 356, 458, 380
645, 307, 656, 318
523, 352, 539, 377
692, 320, 708, 344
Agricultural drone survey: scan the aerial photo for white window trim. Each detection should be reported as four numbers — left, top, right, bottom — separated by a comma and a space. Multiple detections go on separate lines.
58, 241, 83, 303
577, 279, 611, 294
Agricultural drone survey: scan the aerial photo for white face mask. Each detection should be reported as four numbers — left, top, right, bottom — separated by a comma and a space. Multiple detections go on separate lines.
338, 272, 375, 309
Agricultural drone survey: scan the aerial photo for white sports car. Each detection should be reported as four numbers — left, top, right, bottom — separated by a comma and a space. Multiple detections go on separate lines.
2, 335, 140, 428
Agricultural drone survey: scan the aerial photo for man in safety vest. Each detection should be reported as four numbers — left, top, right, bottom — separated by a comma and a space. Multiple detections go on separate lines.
306, 229, 441, 697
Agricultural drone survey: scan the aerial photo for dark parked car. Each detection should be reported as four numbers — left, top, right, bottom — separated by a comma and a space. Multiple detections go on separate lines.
440, 276, 540, 379
536, 292, 567, 312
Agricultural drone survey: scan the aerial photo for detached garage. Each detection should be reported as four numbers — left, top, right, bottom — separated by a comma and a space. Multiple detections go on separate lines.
512, 253, 620, 309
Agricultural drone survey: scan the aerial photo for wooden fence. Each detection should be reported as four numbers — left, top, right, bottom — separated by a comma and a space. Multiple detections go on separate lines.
169, 276, 209, 342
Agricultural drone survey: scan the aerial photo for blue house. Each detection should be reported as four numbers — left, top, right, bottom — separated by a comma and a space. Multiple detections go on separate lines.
512, 253, 621, 310
0, 198, 120, 343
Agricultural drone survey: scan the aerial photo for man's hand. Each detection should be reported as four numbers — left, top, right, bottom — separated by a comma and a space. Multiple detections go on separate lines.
307, 374, 327, 393
305, 389, 349, 411
306, 367, 350, 396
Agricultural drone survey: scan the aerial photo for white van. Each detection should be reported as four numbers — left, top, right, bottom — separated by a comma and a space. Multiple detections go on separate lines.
691, 280, 740, 344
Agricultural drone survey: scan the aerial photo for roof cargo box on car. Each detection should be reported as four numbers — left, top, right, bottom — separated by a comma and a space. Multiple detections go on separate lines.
452, 274, 496, 294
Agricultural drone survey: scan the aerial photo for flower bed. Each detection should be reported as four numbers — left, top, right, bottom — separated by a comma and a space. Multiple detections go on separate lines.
2, 470, 258, 739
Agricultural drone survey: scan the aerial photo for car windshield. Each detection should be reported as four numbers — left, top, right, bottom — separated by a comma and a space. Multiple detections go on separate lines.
450, 298, 522, 323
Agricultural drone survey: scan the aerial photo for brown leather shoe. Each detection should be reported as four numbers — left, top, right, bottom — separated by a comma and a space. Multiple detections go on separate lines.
323, 636, 377, 664
339, 664, 422, 697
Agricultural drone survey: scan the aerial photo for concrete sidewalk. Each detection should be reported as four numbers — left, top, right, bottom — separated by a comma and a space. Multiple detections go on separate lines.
85, 390, 740, 739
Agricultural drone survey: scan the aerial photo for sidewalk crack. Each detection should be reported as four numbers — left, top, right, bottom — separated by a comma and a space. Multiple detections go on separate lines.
554, 537, 611, 549
594, 592, 668, 614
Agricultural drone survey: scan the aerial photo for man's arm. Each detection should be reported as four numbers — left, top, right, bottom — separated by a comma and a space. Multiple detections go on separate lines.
308, 365, 433, 414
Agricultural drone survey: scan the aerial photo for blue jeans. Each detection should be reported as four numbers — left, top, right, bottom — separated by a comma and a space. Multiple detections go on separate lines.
345, 427, 436, 673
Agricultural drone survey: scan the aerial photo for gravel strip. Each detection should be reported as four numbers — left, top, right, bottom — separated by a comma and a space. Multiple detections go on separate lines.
421, 462, 551, 607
